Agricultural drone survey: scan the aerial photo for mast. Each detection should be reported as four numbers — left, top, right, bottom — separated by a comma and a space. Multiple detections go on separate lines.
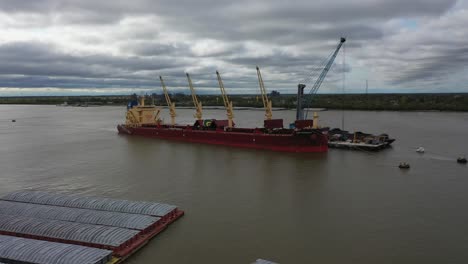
366, 79, 368, 110
186, 72, 203, 122
216, 71, 234, 128
256, 66, 273, 120
341, 40, 346, 130
159, 76, 176, 126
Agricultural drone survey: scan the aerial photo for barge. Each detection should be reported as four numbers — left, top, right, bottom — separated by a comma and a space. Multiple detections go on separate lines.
327, 128, 395, 151
0, 191, 184, 263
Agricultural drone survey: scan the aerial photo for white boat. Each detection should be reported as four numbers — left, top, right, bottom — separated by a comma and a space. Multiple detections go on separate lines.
416, 147, 425, 153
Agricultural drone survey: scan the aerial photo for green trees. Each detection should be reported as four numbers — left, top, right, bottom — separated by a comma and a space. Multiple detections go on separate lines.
1, 93, 467, 111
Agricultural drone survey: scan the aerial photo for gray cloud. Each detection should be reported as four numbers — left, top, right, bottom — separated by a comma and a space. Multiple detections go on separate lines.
0, 0, 465, 94
124, 43, 189, 57
0, 42, 185, 77
391, 46, 468, 85
355, 8, 468, 90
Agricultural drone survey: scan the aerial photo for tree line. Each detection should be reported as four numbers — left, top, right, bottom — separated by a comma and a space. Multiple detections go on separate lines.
1, 93, 467, 111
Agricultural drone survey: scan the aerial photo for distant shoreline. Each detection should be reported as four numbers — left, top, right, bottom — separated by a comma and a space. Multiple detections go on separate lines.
1, 93, 467, 112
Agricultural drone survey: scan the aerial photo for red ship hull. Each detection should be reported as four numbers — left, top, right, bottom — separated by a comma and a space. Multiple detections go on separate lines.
117, 125, 328, 153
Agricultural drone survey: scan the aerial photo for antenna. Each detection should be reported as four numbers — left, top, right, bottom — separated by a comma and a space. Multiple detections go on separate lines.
366, 79, 369, 110
341, 41, 346, 130
366, 79, 368, 95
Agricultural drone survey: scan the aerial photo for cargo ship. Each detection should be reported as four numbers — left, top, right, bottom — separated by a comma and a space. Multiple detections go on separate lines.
117, 38, 352, 153
117, 97, 329, 153
117, 67, 329, 153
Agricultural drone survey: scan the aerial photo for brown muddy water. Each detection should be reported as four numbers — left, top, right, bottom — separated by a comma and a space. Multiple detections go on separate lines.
0, 105, 467, 264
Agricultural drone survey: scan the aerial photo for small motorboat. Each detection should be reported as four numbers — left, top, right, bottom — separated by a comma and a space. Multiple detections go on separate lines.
399, 162, 410, 169
11, 119, 16, 122
416, 147, 425, 153
457, 157, 467, 164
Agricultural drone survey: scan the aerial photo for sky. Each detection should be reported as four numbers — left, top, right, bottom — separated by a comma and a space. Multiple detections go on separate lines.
0, 0, 467, 96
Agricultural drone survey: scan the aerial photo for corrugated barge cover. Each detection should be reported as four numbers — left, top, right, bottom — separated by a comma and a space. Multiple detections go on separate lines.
2, 191, 177, 217
0, 234, 112, 264
0, 214, 139, 247
0, 200, 159, 230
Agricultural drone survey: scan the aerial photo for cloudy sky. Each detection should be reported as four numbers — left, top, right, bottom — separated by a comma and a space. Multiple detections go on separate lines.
0, 0, 467, 95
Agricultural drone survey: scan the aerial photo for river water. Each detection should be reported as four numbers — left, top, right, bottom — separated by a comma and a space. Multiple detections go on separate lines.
0, 105, 467, 264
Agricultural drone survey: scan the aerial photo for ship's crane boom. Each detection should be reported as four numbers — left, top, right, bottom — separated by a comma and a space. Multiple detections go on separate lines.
297, 37, 346, 121
216, 71, 234, 128
159, 76, 177, 126
308, 37, 346, 96
186, 72, 203, 121
256, 66, 273, 120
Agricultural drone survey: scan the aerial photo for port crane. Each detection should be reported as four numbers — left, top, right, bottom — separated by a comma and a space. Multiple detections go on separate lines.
216, 71, 234, 128
297, 37, 346, 125
159, 76, 176, 126
186, 73, 203, 122
256, 66, 273, 120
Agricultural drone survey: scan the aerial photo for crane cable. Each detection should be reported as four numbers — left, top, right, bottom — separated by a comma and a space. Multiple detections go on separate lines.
300, 50, 335, 86
300, 49, 336, 119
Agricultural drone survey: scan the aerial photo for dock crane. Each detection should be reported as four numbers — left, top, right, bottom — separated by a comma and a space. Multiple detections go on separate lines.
186, 73, 203, 122
216, 71, 234, 128
256, 66, 273, 120
159, 76, 176, 126
297, 37, 346, 126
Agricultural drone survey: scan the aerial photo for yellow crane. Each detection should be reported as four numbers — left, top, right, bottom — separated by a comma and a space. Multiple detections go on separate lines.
256, 66, 273, 120
186, 72, 203, 121
159, 76, 176, 126
216, 70, 234, 128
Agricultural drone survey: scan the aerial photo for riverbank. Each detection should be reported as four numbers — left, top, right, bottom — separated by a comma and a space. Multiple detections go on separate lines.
1, 93, 467, 111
